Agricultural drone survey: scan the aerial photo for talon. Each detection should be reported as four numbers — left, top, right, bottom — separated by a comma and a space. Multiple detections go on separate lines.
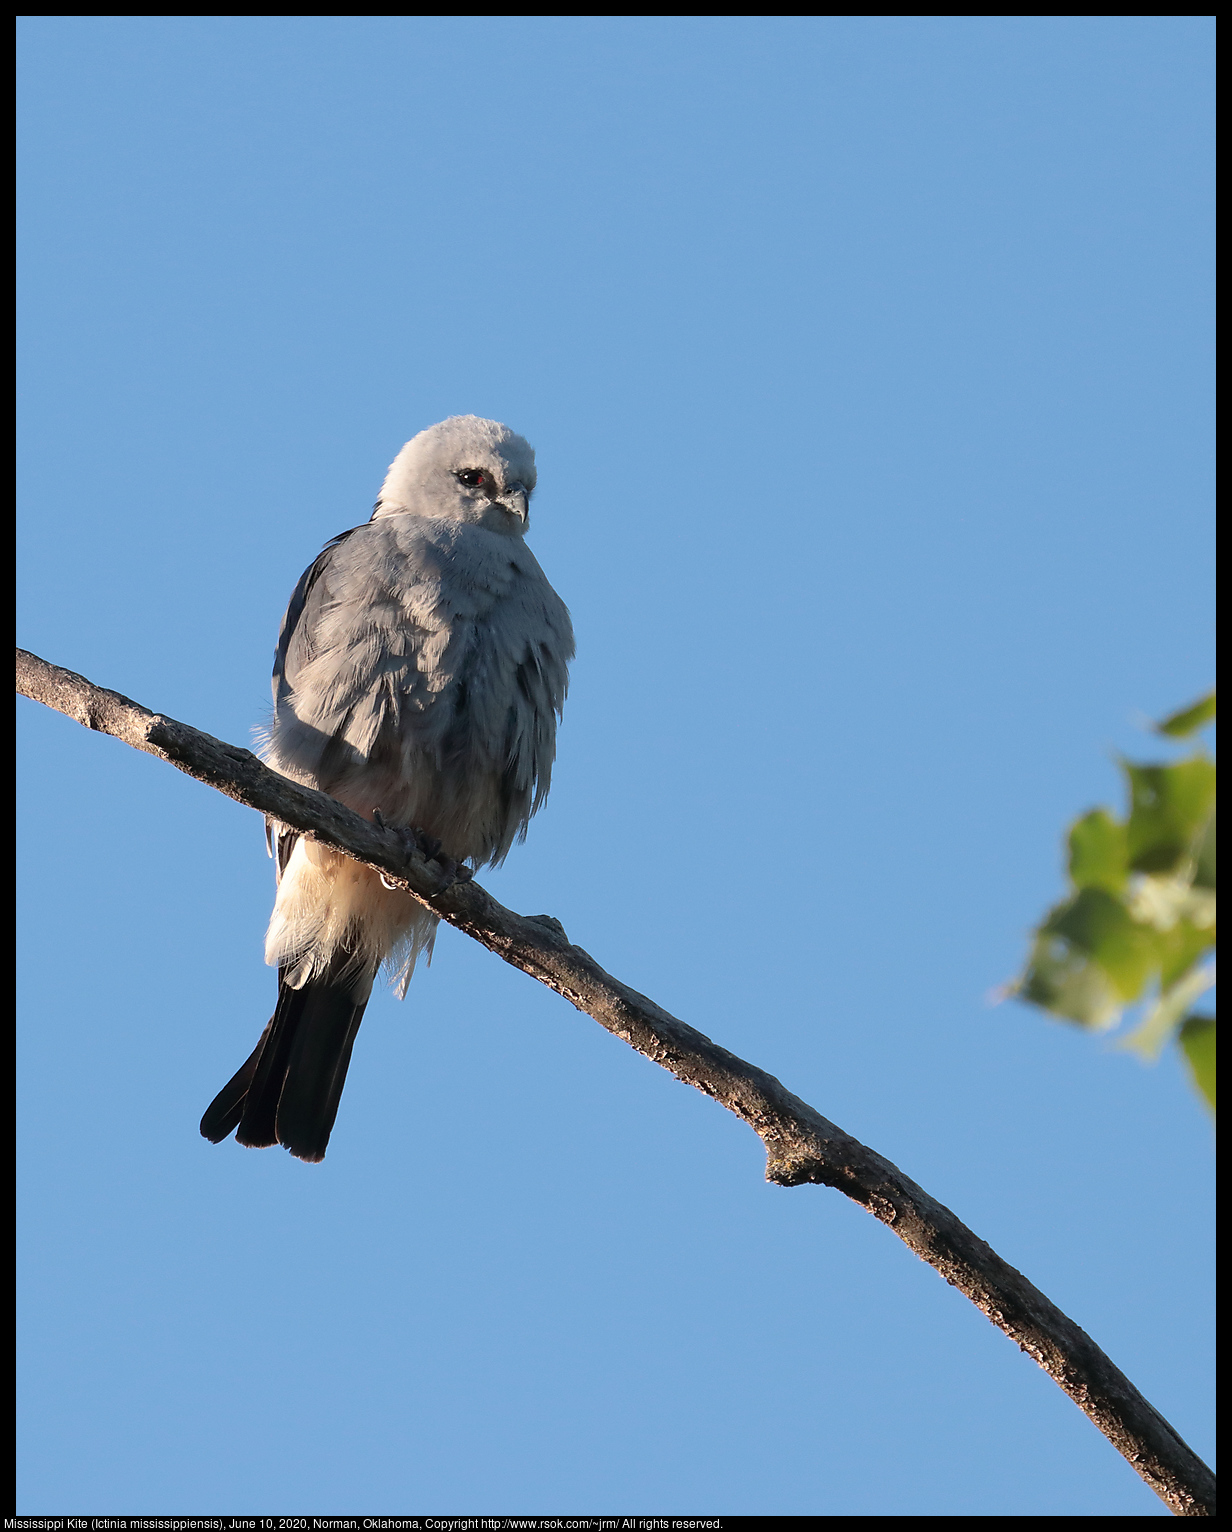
428, 853, 458, 891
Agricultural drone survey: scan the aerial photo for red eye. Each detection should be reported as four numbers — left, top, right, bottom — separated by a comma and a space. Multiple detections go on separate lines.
456, 469, 485, 488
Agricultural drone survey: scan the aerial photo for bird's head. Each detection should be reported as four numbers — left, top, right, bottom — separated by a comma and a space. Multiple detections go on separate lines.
373, 415, 538, 533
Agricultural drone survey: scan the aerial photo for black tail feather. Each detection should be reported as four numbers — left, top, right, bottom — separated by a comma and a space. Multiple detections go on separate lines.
275, 995, 367, 1162
235, 974, 309, 1150
199, 1021, 271, 1143
202, 953, 373, 1163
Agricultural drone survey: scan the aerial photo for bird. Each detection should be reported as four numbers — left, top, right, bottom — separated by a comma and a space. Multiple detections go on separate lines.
199, 415, 574, 1162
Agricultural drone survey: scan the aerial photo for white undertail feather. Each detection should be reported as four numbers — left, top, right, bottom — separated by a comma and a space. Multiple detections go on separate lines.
264, 840, 436, 995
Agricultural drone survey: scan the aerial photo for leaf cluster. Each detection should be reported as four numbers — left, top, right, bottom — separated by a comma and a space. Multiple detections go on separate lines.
1015, 693, 1216, 1114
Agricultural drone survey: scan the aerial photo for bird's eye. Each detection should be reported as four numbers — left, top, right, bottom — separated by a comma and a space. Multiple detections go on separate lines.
455, 469, 486, 488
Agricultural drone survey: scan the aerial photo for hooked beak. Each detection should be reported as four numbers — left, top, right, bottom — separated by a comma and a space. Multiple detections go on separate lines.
499, 481, 529, 526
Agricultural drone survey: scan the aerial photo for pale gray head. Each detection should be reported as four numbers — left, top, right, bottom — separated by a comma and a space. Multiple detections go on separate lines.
373, 415, 538, 534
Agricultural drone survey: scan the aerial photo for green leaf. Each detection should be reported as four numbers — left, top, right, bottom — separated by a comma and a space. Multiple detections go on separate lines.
1120, 961, 1216, 1059
1155, 914, 1216, 987
1125, 870, 1216, 937
1178, 1014, 1216, 1115
1018, 926, 1124, 1029
1193, 810, 1216, 891
1019, 887, 1162, 1027
1067, 809, 1128, 893
1043, 886, 1160, 1000
1156, 690, 1216, 738
1123, 757, 1217, 874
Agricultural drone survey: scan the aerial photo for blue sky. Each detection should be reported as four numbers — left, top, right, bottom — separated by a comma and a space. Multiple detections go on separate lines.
17, 16, 1214, 1516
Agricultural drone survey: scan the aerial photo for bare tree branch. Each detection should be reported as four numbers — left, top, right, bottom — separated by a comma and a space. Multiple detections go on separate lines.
16, 645, 1216, 1517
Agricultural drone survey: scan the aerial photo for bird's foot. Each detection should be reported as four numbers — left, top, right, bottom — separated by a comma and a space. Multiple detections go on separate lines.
426, 851, 474, 895
374, 814, 473, 894
409, 829, 475, 893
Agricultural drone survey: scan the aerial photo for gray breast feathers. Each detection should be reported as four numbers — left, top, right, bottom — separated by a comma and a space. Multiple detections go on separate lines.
264, 516, 573, 866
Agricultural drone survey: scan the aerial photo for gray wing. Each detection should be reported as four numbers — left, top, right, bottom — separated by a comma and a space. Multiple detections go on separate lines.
265, 521, 415, 794
272, 527, 361, 721
265, 526, 361, 874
